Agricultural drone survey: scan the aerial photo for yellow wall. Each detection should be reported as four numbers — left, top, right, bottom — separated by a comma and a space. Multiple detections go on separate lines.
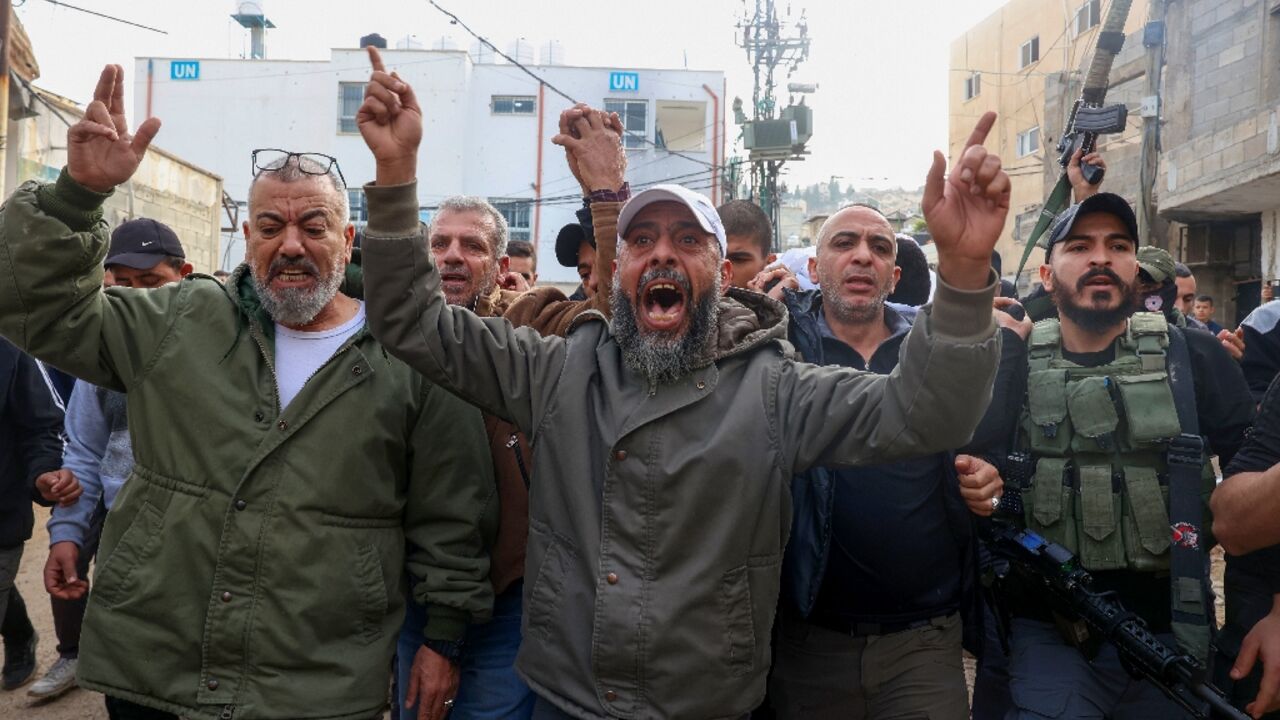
949, 0, 1148, 280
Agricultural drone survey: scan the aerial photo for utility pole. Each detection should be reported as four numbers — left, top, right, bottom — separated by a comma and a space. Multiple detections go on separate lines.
0, 0, 12, 201
737, 0, 809, 250
1138, 0, 1167, 247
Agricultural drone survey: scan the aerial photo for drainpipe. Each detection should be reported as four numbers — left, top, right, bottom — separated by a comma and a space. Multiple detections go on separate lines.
533, 82, 545, 249
0, 0, 13, 201
702, 83, 720, 205
146, 58, 154, 120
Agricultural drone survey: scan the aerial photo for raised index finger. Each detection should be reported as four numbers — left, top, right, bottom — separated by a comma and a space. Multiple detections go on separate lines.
367, 45, 386, 74
965, 111, 997, 150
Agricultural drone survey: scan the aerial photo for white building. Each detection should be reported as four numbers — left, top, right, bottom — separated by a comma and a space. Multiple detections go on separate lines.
133, 46, 727, 283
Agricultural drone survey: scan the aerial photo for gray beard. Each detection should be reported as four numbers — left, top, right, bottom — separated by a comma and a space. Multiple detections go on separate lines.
818, 269, 891, 325
610, 269, 721, 386
252, 263, 345, 326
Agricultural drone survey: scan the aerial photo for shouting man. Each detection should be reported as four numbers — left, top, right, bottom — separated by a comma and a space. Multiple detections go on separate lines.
355, 50, 1011, 719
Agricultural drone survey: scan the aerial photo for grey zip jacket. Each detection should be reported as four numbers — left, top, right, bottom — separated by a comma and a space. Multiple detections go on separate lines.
362, 180, 1002, 720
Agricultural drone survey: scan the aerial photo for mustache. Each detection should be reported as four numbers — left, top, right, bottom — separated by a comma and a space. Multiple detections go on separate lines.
266, 256, 320, 281
843, 268, 879, 283
1076, 267, 1125, 292
439, 262, 472, 279
639, 267, 692, 297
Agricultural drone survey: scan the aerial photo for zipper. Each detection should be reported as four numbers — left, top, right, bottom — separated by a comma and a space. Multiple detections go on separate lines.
507, 433, 532, 490
251, 325, 364, 413
220, 705, 235, 720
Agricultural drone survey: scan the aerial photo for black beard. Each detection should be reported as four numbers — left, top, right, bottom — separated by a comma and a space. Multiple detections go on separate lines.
610, 268, 720, 385
1050, 268, 1136, 335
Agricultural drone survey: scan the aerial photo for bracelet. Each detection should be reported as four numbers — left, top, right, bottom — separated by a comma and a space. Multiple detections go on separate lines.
586, 182, 631, 205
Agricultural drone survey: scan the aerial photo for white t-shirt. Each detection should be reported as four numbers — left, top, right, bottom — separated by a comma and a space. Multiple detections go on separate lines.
274, 302, 366, 410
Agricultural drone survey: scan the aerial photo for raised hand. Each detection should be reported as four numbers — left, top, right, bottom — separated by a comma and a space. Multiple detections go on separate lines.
552, 104, 626, 195
67, 65, 161, 193
357, 46, 423, 186
922, 112, 1010, 290
1068, 149, 1106, 202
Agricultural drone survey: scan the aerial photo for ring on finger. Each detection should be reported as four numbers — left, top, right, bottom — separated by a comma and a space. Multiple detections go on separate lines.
443, 698, 455, 708
990, 495, 1002, 511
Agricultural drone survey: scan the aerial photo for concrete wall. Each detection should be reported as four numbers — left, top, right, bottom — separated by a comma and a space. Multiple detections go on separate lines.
949, 0, 1149, 283
133, 50, 725, 283
1155, 0, 1280, 326
7, 87, 223, 274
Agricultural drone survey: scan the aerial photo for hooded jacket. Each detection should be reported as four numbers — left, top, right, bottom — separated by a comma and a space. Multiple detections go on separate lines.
0, 171, 496, 720
361, 179, 1002, 719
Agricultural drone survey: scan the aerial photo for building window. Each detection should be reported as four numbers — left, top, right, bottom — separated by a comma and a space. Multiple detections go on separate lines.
1074, 0, 1102, 35
1019, 36, 1040, 69
963, 72, 981, 101
489, 198, 532, 241
1014, 204, 1042, 245
655, 100, 707, 152
338, 82, 363, 133
348, 189, 367, 224
1017, 126, 1041, 157
605, 99, 648, 149
492, 95, 536, 115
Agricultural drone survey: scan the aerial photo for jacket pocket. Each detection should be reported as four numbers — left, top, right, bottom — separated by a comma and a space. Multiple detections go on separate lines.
92, 501, 165, 609
353, 544, 390, 645
720, 564, 756, 678
526, 533, 570, 644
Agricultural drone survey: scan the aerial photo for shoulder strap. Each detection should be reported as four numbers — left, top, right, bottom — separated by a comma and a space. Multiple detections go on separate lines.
1164, 324, 1211, 660
1027, 319, 1061, 372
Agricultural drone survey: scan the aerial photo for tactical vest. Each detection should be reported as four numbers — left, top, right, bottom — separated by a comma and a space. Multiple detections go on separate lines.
1018, 312, 1214, 659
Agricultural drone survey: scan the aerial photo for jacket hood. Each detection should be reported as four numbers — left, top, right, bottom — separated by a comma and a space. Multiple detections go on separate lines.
710, 287, 790, 362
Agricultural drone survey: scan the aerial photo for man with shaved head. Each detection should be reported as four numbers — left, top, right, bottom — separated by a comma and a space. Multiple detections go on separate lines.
358, 48, 1013, 720
759, 203, 1009, 719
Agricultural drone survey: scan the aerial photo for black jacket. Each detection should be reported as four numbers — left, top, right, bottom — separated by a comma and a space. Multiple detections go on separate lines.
778, 289, 1016, 657
0, 336, 64, 548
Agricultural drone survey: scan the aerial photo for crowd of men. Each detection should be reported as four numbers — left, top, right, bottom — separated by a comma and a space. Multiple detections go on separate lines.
0, 47, 1276, 720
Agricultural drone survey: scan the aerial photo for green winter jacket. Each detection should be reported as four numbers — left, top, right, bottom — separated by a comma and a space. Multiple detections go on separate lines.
361, 180, 1003, 720
0, 171, 496, 720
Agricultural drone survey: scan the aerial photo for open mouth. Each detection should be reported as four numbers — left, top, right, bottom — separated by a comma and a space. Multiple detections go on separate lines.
271, 268, 315, 288
640, 279, 687, 331
843, 275, 877, 293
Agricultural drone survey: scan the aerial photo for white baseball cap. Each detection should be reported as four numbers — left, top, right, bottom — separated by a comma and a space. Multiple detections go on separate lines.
616, 184, 727, 254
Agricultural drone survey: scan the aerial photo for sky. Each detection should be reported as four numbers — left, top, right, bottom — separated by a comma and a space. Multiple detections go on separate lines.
14, 0, 1010, 191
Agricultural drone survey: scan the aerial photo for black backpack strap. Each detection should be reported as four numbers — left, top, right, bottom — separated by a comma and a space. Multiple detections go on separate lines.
1165, 325, 1212, 661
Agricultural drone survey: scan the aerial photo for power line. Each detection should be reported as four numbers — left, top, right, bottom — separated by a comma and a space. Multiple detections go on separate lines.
38, 0, 167, 34
424, 0, 719, 171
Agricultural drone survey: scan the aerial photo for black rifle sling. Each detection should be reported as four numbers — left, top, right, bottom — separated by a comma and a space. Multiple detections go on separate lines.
1164, 325, 1211, 658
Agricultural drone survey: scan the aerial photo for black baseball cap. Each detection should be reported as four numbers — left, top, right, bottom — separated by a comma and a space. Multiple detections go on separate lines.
105, 219, 186, 269
555, 222, 592, 268
1043, 192, 1139, 255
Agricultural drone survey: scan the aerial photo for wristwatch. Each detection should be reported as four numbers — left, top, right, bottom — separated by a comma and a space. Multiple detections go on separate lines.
586, 182, 631, 205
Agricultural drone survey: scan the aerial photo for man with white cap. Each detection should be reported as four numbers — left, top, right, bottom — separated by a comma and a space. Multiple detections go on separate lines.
356, 51, 1012, 720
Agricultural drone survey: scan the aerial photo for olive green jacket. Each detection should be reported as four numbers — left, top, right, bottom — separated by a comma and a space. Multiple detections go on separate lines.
0, 171, 496, 720
361, 180, 1002, 719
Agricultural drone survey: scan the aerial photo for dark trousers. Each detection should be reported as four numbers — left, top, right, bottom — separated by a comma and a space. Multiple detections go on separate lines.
104, 697, 178, 720
51, 503, 105, 658
0, 544, 33, 648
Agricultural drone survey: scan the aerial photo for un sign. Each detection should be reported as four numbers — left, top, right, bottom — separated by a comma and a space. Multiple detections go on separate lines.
609, 72, 639, 92
170, 61, 201, 81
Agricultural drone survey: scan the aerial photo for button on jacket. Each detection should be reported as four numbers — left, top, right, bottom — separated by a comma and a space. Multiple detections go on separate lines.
0, 171, 496, 720
361, 179, 1003, 720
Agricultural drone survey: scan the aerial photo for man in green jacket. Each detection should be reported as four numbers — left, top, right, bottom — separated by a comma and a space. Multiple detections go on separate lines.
356, 50, 1011, 719
0, 64, 495, 720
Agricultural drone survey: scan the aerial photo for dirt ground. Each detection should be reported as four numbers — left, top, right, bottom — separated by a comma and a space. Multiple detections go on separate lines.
1, 507, 1231, 719
1, 506, 106, 719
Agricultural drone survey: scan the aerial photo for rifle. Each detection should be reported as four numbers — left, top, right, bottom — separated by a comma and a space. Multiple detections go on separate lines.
1013, 0, 1136, 281
988, 477, 1248, 720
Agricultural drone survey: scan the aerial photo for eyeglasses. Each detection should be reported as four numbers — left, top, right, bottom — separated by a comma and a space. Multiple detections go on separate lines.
251, 148, 346, 189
